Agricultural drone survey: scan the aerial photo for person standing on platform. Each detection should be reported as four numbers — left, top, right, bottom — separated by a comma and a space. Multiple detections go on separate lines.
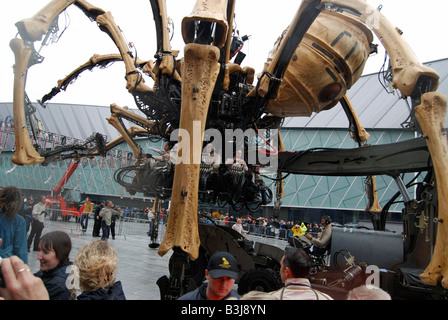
304, 215, 332, 254
231, 218, 248, 235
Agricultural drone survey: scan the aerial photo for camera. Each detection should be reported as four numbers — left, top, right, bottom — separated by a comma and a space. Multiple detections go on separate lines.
0, 257, 5, 288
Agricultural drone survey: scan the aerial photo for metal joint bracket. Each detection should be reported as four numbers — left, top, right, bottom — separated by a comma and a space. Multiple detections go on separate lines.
322, 2, 361, 17
181, 186, 187, 202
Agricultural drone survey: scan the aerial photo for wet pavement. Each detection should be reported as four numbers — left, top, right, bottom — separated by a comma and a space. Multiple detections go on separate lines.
26, 216, 289, 300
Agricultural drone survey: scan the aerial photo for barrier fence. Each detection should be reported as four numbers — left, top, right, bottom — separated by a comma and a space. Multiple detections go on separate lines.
43, 209, 315, 248
42, 209, 166, 243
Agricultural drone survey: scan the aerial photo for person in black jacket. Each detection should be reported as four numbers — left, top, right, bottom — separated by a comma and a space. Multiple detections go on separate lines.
34, 231, 72, 300
72, 240, 125, 300
92, 202, 104, 237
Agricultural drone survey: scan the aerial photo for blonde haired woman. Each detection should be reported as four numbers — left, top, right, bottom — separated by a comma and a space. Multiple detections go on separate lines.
72, 240, 126, 300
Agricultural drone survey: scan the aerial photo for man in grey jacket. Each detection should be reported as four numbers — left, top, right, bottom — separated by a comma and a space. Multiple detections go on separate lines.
297, 215, 332, 254
99, 200, 121, 240
304, 215, 332, 254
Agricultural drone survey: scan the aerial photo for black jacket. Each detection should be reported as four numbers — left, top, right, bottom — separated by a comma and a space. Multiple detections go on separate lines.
34, 262, 72, 300
77, 281, 126, 300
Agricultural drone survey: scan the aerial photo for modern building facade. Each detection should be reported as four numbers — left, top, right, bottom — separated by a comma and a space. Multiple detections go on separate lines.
1, 58, 447, 225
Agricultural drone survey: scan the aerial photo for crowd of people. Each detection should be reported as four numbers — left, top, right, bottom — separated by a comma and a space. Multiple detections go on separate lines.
0, 186, 126, 300
13, 189, 164, 240
0, 236, 125, 300
1, 185, 391, 301
199, 211, 325, 239
0, 245, 390, 301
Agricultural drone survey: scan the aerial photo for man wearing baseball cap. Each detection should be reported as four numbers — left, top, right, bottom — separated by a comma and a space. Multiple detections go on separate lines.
178, 251, 240, 300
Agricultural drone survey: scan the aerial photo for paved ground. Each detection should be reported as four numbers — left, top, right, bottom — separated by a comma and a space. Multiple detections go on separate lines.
26, 216, 290, 300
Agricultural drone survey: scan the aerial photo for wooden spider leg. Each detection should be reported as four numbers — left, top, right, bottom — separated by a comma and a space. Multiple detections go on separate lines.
158, 0, 230, 261
415, 92, 448, 289
91, 127, 147, 157
325, 0, 439, 96
17, 0, 156, 97
12, 0, 153, 166
68, 0, 153, 95
15, 0, 76, 42
10, 39, 45, 166
96, 14, 153, 94
11, 0, 79, 165
327, 0, 446, 289
158, 43, 221, 261
105, 103, 163, 161
340, 96, 381, 215
41, 54, 153, 104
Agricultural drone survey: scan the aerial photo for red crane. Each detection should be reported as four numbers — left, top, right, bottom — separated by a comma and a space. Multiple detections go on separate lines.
45, 160, 86, 221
